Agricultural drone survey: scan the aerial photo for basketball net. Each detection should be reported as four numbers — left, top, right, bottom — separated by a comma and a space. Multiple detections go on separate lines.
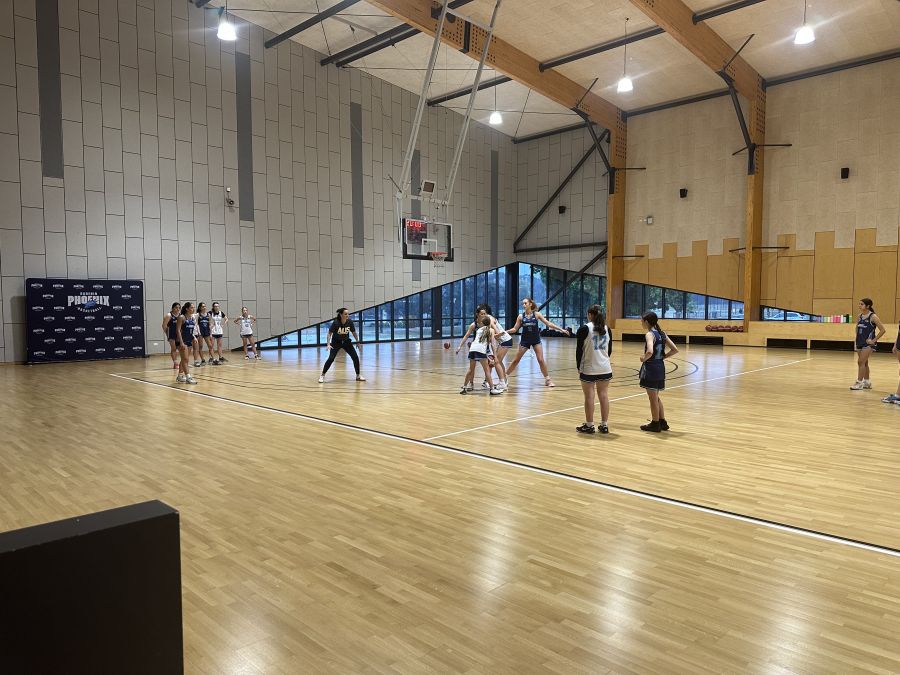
430, 251, 447, 268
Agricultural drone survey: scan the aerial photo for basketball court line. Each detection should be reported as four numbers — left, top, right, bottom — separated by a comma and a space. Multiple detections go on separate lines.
423, 357, 814, 440
107, 363, 900, 561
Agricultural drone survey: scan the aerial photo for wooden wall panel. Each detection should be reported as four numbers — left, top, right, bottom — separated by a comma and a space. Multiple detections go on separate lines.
706, 238, 741, 300
624, 244, 649, 283
648, 242, 678, 288
760, 251, 777, 306
776, 255, 815, 313
676, 240, 709, 294
853, 251, 898, 323
813, 299, 854, 317
813, 231, 854, 299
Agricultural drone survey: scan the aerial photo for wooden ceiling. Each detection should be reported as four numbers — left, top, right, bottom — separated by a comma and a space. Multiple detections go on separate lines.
221, 0, 900, 138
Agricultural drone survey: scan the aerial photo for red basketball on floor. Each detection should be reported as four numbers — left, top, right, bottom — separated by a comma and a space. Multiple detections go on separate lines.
443, 342, 451, 349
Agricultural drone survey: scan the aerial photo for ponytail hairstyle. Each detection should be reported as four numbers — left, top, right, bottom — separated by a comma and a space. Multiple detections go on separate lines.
479, 315, 491, 343
211, 302, 223, 318
524, 298, 537, 313
181, 301, 194, 316
479, 303, 494, 317
587, 304, 606, 335
641, 310, 662, 334
197, 302, 206, 315
860, 298, 874, 313
336, 307, 349, 322
171, 302, 181, 313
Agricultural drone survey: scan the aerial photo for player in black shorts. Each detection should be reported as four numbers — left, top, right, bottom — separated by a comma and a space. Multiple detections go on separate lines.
850, 298, 885, 390
638, 311, 678, 432
319, 308, 365, 383
175, 302, 197, 384
882, 323, 900, 405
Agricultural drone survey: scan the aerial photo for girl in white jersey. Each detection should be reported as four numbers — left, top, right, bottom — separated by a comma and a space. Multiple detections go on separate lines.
575, 304, 613, 434
234, 307, 259, 359
209, 303, 227, 364
478, 303, 510, 390
457, 316, 502, 395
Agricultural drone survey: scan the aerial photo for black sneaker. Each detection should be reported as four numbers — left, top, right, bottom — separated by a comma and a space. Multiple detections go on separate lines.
576, 423, 596, 434
659, 419, 669, 431
599, 424, 609, 434
640, 421, 662, 433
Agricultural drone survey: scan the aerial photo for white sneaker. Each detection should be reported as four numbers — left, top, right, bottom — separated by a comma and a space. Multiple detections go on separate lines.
245, 355, 251, 360
465, 383, 474, 392
481, 381, 490, 390
862, 380, 872, 389
186, 376, 197, 384
490, 385, 503, 395
194, 360, 201, 367
318, 375, 325, 383
850, 381, 864, 390
545, 378, 555, 387
255, 353, 261, 359
176, 374, 186, 383
356, 375, 366, 381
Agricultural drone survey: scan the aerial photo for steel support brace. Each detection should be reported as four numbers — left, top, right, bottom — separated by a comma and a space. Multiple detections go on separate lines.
514, 134, 599, 251
537, 248, 608, 314
265, 0, 362, 49
517, 241, 607, 254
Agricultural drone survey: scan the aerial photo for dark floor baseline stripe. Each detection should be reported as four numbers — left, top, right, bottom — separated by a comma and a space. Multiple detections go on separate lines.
111, 373, 900, 559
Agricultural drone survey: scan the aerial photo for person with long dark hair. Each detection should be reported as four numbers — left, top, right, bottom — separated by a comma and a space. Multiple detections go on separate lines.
209, 302, 227, 365
319, 308, 365, 383
639, 311, 678, 432
478, 303, 510, 390
575, 305, 613, 434
505, 298, 567, 387
175, 302, 197, 384
851, 298, 885, 390
162, 302, 181, 370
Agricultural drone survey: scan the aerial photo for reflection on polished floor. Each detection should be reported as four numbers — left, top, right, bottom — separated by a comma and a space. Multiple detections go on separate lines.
2, 340, 899, 673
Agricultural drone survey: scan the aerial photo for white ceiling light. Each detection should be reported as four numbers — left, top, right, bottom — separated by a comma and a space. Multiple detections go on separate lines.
489, 82, 502, 125
617, 17, 634, 94
793, 2, 815, 45
217, 7, 237, 41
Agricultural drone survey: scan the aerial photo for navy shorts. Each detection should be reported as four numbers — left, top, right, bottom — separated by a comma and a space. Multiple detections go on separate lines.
181, 336, 194, 348
199, 327, 211, 337
499, 339, 513, 348
639, 361, 665, 390
580, 372, 612, 383
519, 339, 541, 349
468, 351, 488, 361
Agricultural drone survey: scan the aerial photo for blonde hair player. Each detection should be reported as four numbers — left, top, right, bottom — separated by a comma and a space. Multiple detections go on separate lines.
575, 304, 613, 434
504, 298, 567, 387
851, 297, 885, 390
234, 307, 259, 360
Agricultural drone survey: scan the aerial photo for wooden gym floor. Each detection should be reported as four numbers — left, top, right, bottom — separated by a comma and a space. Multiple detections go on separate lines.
1, 340, 899, 673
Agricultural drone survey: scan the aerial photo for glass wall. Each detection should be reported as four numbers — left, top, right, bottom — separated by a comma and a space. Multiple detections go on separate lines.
258, 262, 607, 349
760, 306, 817, 321
623, 281, 745, 322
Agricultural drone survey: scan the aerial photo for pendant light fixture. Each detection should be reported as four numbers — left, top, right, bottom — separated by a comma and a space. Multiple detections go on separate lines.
793, 1, 815, 45
617, 17, 634, 93
217, 6, 237, 41
489, 82, 502, 125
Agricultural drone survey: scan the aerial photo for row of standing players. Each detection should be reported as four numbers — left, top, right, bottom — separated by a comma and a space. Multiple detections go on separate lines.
852, 297, 900, 405
161, 302, 261, 384
315, 297, 678, 433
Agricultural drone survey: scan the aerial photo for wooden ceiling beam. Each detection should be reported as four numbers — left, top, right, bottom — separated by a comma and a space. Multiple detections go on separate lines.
627, 0, 762, 99
365, 0, 622, 131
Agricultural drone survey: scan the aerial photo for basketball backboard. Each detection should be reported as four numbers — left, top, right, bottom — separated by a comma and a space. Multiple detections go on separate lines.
402, 218, 453, 261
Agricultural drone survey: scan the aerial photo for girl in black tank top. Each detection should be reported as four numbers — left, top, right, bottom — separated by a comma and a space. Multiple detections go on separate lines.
162, 302, 181, 370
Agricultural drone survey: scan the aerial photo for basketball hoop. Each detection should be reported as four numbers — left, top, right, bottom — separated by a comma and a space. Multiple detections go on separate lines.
430, 251, 447, 268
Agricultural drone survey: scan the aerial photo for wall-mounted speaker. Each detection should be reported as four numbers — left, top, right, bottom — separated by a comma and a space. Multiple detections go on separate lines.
558, 205, 567, 214
840, 167, 850, 180
679, 188, 688, 199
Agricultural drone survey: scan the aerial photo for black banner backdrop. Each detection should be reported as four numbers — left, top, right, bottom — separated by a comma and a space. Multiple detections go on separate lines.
26, 279, 146, 364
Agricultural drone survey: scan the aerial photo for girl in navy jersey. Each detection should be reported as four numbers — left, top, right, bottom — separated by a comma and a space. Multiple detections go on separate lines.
175, 302, 197, 384
575, 305, 613, 434
234, 307, 258, 360
195, 302, 212, 366
851, 298, 885, 390
162, 302, 181, 369
505, 298, 567, 387
319, 308, 365, 383
883, 324, 900, 405
209, 302, 227, 365
639, 311, 678, 432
